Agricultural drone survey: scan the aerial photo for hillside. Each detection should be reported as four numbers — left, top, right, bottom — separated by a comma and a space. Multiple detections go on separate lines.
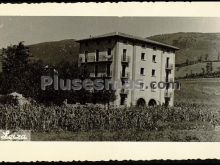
29, 32, 220, 67
175, 78, 220, 105
28, 39, 79, 66
1, 32, 220, 76
148, 32, 220, 65
30, 33, 220, 66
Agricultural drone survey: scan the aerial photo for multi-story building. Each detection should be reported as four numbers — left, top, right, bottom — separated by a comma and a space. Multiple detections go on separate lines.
77, 32, 179, 107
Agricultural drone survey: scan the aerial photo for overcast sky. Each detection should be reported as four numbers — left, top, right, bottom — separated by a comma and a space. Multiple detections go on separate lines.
1, 17, 220, 48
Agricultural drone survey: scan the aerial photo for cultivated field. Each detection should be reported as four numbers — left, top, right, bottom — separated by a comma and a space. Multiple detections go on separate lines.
0, 102, 220, 141
0, 78, 219, 141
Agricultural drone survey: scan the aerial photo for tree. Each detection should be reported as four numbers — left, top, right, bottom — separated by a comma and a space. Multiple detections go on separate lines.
0, 42, 116, 106
0, 42, 30, 94
0, 42, 64, 105
205, 53, 209, 61
218, 52, 220, 61
92, 83, 116, 107
100, 88, 116, 107
185, 59, 189, 65
198, 55, 202, 63
206, 62, 213, 74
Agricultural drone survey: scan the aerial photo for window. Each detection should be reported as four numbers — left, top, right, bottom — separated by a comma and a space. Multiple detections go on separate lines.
153, 46, 157, 51
140, 82, 144, 90
120, 95, 126, 105
142, 44, 146, 48
152, 55, 156, 63
79, 57, 83, 63
151, 83, 156, 92
141, 53, 145, 60
108, 48, 112, 56
85, 51, 88, 62
122, 65, 126, 77
122, 49, 127, 61
123, 49, 127, 55
166, 57, 170, 67
96, 50, 99, 61
95, 65, 98, 77
121, 80, 126, 86
152, 69, 156, 77
107, 64, 111, 77
140, 68, 145, 75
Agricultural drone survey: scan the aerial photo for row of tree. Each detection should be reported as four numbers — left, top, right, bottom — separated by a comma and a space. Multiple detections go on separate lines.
0, 42, 116, 106
177, 52, 220, 68
178, 71, 220, 79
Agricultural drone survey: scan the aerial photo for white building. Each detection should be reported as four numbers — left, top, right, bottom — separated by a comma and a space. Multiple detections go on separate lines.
77, 32, 179, 107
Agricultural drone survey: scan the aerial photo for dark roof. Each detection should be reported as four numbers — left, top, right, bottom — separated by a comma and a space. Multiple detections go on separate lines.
77, 32, 179, 50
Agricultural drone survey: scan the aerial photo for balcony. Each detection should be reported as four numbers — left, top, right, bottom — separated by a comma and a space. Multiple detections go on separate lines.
97, 55, 113, 62
89, 73, 96, 78
81, 55, 113, 63
165, 63, 174, 70
89, 71, 112, 78
121, 56, 130, 64
120, 88, 129, 95
164, 90, 172, 98
120, 71, 130, 79
98, 73, 107, 77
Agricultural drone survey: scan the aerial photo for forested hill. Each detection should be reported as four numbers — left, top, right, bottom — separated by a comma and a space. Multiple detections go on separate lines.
148, 32, 220, 65
28, 39, 79, 65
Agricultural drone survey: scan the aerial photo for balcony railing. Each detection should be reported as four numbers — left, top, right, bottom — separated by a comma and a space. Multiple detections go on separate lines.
86, 56, 95, 63
120, 88, 129, 95
97, 55, 113, 62
90, 73, 96, 77
164, 90, 172, 98
98, 73, 107, 77
165, 63, 174, 70
89, 71, 112, 78
81, 55, 113, 63
121, 56, 130, 63
120, 71, 130, 79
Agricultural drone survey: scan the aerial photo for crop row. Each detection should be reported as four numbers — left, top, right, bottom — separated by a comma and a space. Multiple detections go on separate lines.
0, 103, 219, 132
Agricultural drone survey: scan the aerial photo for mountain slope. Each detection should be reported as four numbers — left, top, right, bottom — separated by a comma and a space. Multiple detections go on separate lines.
2, 32, 220, 75
148, 32, 220, 65
28, 39, 79, 65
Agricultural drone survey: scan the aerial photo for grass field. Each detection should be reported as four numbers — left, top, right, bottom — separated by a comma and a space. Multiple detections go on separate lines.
175, 78, 220, 106
31, 128, 220, 141
31, 124, 220, 141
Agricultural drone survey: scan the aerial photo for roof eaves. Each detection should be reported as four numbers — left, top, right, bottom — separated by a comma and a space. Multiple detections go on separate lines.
76, 32, 179, 50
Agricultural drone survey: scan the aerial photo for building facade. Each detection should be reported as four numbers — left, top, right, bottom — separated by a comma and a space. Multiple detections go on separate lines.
77, 32, 179, 107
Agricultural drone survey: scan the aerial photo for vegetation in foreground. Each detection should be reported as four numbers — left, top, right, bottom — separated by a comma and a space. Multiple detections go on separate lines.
0, 103, 219, 141
0, 42, 116, 106
31, 129, 220, 142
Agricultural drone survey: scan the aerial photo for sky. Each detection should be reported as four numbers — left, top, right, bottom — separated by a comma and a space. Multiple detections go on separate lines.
1, 17, 220, 48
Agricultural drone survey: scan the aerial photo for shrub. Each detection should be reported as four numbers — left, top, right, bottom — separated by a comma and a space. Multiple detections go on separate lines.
0, 95, 17, 105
